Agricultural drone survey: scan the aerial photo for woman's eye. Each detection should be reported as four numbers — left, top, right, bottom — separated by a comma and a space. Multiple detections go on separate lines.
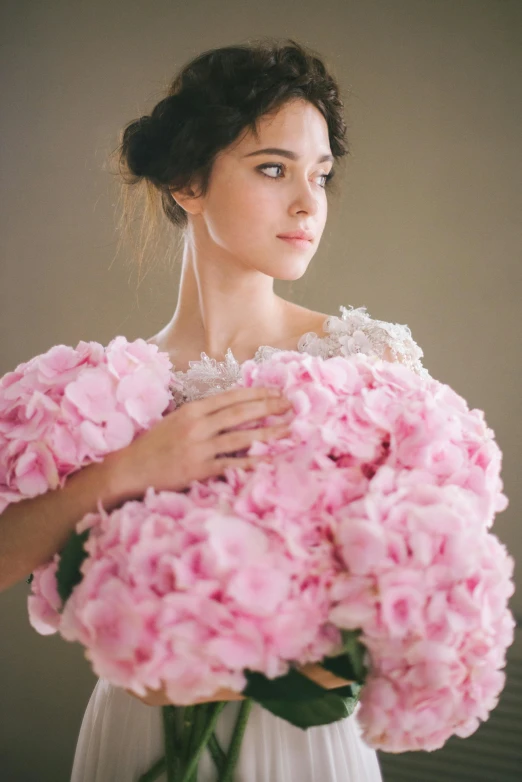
257, 163, 332, 188
259, 164, 284, 179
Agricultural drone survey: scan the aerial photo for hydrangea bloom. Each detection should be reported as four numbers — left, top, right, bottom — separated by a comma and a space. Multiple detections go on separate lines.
21, 349, 513, 753
0, 337, 173, 512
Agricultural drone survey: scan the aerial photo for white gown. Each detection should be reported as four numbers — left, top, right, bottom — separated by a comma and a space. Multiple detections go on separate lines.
70, 305, 429, 782
71, 680, 382, 781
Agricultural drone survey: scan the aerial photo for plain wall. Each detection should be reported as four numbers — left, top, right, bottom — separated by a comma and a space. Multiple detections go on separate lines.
1, 1, 520, 779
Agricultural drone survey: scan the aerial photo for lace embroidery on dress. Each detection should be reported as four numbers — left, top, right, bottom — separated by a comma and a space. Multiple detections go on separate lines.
169, 304, 429, 406
297, 305, 430, 379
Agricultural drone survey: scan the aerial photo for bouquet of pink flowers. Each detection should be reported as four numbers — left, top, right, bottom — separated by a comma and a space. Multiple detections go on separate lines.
1, 342, 514, 780
0, 336, 173, 513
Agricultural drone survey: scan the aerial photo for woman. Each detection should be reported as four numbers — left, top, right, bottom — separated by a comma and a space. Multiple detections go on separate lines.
0, 37, 428, 781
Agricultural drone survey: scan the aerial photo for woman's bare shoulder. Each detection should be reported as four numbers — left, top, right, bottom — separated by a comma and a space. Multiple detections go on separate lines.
283, 301, 331, 339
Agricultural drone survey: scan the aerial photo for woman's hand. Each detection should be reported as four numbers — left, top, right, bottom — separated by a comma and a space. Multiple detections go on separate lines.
298, 662, 353, 691
125, 664, 352, 707
124, 685, 246, 707
112, 386, 294, 502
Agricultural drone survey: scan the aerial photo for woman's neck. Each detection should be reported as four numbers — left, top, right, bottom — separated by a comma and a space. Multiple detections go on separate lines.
149, 246, 294, 363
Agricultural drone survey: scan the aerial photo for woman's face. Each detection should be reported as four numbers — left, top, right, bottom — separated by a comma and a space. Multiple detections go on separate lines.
174, 98, 334, 281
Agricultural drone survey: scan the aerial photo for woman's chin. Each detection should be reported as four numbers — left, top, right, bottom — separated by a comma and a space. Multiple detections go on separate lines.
275, 269, 308, 281
266, 255, 312, 281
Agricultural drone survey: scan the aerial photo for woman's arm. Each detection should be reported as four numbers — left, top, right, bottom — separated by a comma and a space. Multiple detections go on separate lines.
0, 386, 292, 594
0, 449, 133, 593
126, 664, 352, 707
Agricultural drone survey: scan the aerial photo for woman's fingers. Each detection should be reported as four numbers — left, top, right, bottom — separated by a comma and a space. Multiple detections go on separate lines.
212, 421, 291, 455
194, 385, 283, 417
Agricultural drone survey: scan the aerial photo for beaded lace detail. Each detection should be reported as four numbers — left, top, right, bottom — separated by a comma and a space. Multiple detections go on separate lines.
170, 304, 430, 406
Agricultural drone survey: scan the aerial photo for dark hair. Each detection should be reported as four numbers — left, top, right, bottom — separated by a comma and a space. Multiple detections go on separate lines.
113, 37, 350, 270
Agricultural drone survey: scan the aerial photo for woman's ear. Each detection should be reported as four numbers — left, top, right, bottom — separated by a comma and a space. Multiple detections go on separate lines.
169, 181, 204, 215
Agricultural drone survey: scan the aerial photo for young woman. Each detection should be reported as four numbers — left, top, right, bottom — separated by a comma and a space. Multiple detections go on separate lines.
0, 37, 428, 781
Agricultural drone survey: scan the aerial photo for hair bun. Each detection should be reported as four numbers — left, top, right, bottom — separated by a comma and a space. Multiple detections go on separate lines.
122, 115, 163, 179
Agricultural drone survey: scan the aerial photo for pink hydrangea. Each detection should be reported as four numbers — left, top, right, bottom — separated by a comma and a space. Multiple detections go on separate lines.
21, 349, 513, 752
54, 485, 340, 701
0, 337, 172, 512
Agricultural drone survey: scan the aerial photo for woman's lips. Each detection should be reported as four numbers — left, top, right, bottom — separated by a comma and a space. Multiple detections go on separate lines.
277, 236, 313, 249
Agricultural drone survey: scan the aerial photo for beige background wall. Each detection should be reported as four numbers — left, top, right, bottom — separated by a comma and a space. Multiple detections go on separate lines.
1, 1, 520, 780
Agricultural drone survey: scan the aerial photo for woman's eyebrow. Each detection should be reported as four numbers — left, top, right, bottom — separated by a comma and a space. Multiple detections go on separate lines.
243, 147, 334, 163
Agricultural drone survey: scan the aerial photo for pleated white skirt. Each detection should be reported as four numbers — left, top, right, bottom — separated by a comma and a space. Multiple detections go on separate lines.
70, 679, 383, 781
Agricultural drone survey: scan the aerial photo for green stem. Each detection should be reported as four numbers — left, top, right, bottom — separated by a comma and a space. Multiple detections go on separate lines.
218, 699, 253, 782
185, 704, 210, 782
180, 705, 196, 770
162, 705, 181, 781
179, 702, 226, 782
137, 755, 166, 782
207, 732, 226, 775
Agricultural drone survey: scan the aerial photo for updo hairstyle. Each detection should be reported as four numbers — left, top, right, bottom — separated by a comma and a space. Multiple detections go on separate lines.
114, 37, 349, 265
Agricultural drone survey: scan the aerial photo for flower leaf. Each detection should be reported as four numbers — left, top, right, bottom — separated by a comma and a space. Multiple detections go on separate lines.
243, 668, 324, 702
329, 683, 362, 717
56, 529, 90, 604
321, 629, 368, 684
242, 668, 354, 728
